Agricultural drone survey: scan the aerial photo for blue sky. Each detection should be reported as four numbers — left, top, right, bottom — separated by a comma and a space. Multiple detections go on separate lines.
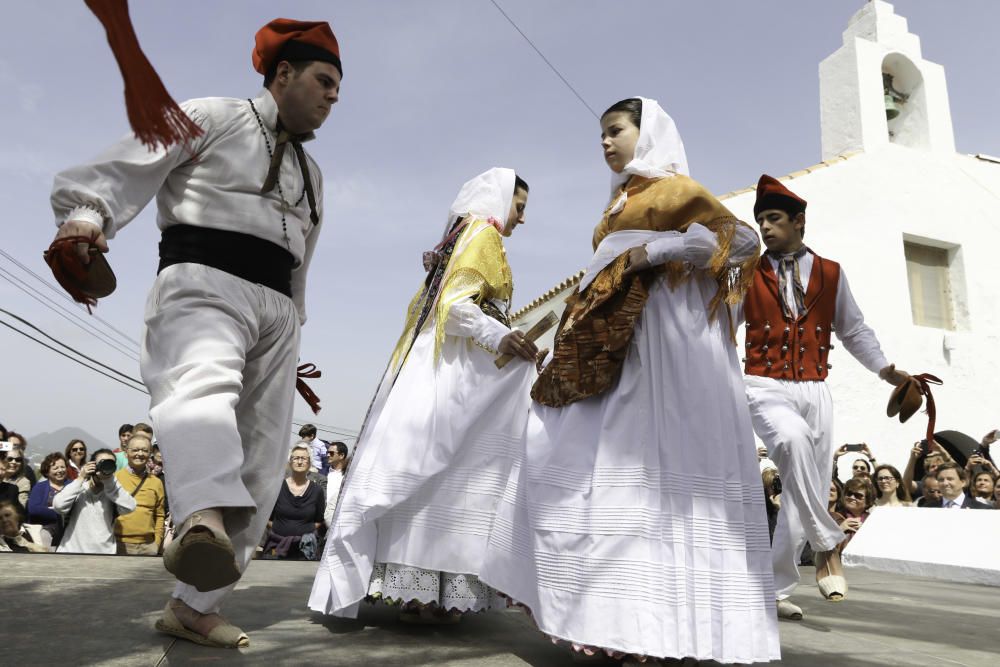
1, 1, 997, 448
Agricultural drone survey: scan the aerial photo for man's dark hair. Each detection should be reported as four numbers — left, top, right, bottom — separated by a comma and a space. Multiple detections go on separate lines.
601, 98, 642, 129
118, 423, 134, 437
935, 461, 967, 481
514, 175, 529, 193
264, 60, 311, 88
328, 441, 348, 458
90, 448, 115, 462
299, 424, 318, 439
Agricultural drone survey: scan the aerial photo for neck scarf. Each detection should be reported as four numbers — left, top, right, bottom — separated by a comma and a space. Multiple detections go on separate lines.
770, 246, 808, 318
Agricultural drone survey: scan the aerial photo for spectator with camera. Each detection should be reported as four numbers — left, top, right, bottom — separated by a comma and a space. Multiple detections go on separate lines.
872, 464, 912, 508
114, 434, 166, 555
902, 440, 953, 502
64, 439, 88, 481
0, 499, 50, 552
54, 449, 137, 554
27, 452, 69, 546
923, 462, 993, 509
833, 443, 876, 483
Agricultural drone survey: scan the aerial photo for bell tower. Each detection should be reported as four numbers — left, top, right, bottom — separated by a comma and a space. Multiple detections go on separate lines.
819, 1, 955, 159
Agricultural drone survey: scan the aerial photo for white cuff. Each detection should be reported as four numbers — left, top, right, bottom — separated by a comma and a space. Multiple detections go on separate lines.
62, 206, 106, 231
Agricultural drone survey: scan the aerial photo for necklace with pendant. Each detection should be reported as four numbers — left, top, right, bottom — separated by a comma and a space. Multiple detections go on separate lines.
248, 99, 306, 249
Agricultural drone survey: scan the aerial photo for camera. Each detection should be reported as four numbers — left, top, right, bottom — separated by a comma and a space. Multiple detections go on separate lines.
0, 441, 13, 453
95, 459, 117, 476
843, 443, 865, 452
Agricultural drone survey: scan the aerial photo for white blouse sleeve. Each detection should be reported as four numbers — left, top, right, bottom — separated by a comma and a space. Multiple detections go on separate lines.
50, 101, 211, 237
444, 299, 512, 353
645, 223, 759, 268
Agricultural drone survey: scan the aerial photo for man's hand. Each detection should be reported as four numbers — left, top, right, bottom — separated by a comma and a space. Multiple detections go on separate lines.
878, 364, 910, 386
80, 461, 97, 481
622, 245, 650, 277
499, 330, 538, 361
54, 220, 108, 264
981, 430, 999, 446
834, 444, 848, 459
909, 442, 924, 460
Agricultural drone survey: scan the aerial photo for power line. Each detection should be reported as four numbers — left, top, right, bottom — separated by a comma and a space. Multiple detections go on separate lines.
0, 267, 140, 362
0, 318, 147, 395
0, 307, 146, 390
488, 0, 599, 119
0, 246, 140, 348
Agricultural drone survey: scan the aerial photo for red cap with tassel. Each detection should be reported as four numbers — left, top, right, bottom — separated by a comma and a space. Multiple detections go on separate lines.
84, 0, 203, 151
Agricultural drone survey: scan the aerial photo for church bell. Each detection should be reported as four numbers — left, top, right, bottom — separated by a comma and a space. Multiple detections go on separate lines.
883, 72, 908, 120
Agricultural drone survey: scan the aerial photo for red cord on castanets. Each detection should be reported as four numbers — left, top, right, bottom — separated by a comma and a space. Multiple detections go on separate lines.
43, 235, 117, 314
296, 363, 322, 415
84, 0, 203, 151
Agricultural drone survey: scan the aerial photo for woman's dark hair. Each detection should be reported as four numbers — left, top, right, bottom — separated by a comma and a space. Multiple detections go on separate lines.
64, 439, 87, 461
829, 478, 844, 509
838, 477, 873, 514
90, 448, 115, 462
601, 98, 642, 129
873, 464, 911, 502
40, 452, 67, 479
7, 432, 27, 449
513, 174, 529, 193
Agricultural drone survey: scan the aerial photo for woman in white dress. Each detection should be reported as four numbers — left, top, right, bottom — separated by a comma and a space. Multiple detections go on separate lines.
310, 168, 539, 620
480, 98, 781, 663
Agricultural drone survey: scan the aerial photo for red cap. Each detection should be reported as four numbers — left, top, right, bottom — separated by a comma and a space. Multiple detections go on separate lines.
753, 174, 807, 218
253, 18, 342, 77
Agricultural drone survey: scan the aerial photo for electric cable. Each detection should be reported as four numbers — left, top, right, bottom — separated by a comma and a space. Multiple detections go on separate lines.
488, 0, 599, 119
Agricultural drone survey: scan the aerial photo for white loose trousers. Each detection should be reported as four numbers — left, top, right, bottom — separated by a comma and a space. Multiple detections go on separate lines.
744, 375, 844, 599
141, 263, 300, 613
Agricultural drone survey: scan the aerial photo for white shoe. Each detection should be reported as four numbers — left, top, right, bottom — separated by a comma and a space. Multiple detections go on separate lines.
777, 599, 803, 620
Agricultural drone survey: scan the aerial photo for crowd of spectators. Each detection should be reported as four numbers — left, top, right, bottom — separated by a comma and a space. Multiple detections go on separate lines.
0, 420, 352, 559
758, 429, 998, 564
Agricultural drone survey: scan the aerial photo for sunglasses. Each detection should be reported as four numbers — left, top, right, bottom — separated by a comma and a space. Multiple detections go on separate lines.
7, 457, 23, 463
876, 476, 895, 482
70, 447, 86, 453
845, 491, 866, 500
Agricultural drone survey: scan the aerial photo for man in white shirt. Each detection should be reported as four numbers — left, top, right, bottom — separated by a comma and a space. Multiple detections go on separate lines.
48, 18, 342, 648
740, 175, 910, 620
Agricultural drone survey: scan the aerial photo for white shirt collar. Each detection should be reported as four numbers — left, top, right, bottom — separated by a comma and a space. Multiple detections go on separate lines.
251, 88, 316, 143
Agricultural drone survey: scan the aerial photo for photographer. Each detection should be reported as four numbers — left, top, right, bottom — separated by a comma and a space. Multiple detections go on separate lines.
54, 449, 136, 555
833, 443, 877, 483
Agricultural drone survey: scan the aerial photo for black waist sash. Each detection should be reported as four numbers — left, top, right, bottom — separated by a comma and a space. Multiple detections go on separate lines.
158, 224, 294, 297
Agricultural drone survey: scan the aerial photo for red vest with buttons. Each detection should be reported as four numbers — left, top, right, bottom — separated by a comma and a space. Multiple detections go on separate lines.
743, 251, 840, 381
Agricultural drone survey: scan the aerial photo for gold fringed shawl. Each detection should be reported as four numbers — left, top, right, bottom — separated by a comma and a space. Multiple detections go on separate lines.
531, 175, 759, 408
387, 219, 512, 373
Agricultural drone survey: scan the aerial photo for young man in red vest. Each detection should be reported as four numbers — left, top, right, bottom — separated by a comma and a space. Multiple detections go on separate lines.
742, 175, 909, 620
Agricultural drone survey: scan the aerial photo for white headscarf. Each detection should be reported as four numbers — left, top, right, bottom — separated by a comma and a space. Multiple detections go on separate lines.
442, 167, 516, 240
607, 97, 689, 210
